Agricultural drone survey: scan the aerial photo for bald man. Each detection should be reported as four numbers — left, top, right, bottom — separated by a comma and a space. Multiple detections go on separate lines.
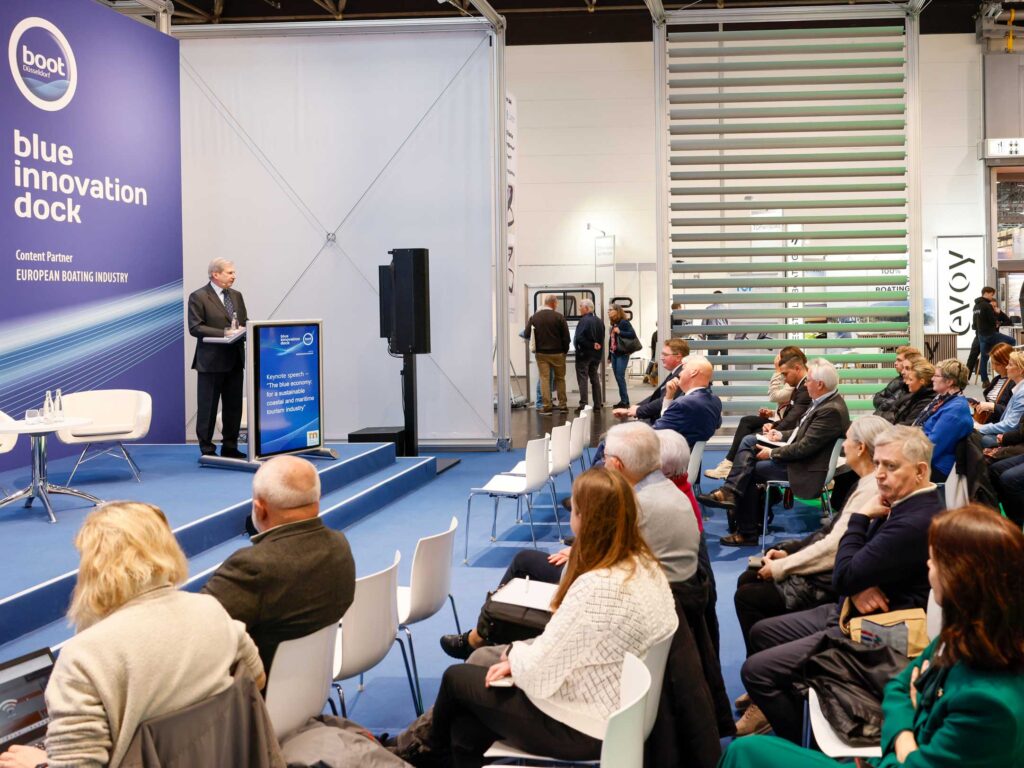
202, 455, 356, 675
653, 356, 723, 448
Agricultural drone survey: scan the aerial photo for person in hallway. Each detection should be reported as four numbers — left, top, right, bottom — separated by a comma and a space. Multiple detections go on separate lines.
717, 503, 1024, 768
202, 455, 356, 676
607, 303, 638, 409
523, 294, 571, 415
0, 502, 264, 768
652, 355, 724, 449
572, 298, 605, 412
703, 290, 729, 382
972, 286, 1015, 387
188, 257, 249, 459
614, 338, 690, 423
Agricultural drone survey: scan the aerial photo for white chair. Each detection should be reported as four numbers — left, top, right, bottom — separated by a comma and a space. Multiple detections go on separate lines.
332, 551, 420, 716
943, 464, 969, 509
465, 436, 563, 562
0, 411, 17, 495
688, 440, 707, 498
568, 415, 587, 473
761, 436, 845, 555
56, 390, 152, 483
264, 623, 338, 741
398, 516, 462, 712
579, 408, 594, 466
509, 423, 574, 516
484, 652, 653, 768
926, 588, 942, 641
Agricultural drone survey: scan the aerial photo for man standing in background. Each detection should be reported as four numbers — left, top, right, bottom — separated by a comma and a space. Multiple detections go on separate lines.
524, 294, 571, 415
573, 299, 605, 412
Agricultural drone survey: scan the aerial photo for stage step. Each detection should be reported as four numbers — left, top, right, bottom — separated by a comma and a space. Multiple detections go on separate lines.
0, 448, 436, 656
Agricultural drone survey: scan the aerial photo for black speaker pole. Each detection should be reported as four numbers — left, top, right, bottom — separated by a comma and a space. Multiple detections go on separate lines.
401, 352, 418, 457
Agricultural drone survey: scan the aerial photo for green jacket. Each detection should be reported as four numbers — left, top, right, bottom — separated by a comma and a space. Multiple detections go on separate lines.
878, 637, 1024, 767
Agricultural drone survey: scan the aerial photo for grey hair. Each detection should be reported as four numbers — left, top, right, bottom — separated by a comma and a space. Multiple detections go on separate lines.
846, 414, 891, 456
579, 298, 594, 312
544, 294, 559, 307
208, 257, 234, 278
874, 425, 934, 467
605, 422, 662, 477
656, 429, 691, 478
806, 358, 839, 391
252, 455, 320, 510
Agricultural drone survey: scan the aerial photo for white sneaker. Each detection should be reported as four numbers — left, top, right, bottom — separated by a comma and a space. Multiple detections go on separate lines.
704, 458, 732, 480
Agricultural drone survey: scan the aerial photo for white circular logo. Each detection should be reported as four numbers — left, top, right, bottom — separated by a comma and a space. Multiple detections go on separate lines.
302, 332, 314, 346
8, 17, 77, 112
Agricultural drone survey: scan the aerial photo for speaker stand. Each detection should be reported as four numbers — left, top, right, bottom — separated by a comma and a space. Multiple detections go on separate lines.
402, 352, 418, 457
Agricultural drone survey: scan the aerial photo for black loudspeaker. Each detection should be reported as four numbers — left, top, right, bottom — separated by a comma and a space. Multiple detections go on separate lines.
387, 248, 430, 354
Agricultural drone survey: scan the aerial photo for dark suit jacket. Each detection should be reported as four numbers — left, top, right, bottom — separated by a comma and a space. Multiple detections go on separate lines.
653, 386, 723, 448
202, 517, 356, 675
188, 283, 249, 373
771, 378, 811, 433
635, 363, 684, 423
573, 312, 605, 361
771, 391, 851, 498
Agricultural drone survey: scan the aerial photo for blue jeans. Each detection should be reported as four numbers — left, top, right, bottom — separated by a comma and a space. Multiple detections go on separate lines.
610, 353, 630, 405
725, 434, 789, 537
534, 369, 555, 408
979, 332, 1017, 380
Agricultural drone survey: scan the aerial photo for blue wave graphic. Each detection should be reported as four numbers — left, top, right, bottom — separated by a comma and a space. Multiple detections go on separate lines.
23, 76, 70, 100
261, 417, 321, 454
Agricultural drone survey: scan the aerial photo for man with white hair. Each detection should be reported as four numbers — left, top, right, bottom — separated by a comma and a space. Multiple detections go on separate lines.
573, 298, 605, 412
187, 257, 249, 459
203, 455, 356, 674
524, 294, 571, 414
700, 359, 850, 547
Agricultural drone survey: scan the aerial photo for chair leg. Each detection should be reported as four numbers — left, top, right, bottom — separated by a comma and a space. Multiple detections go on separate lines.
761, 485, 773, 556
821, 487, 833, 519
448, 593, 462, 635
401, 626, 424, 715
119, 442, 142, 482
802, 696, 811, 749
358, 672, 364, 691
326, 695, 338, 717
524, 494, 538, 549
66, 444, 91, 485
548, 479, 564, 543
394, 635, 423, 716
490, 496, 499, 541
567, 463, 575, 484
332, 682, 347, 719
515, 494, 523, 524
464, 493, 481, 564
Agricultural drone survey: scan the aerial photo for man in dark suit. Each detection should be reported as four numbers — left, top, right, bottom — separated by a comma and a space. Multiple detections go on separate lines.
700, 358, 851, 547
615, 337, 690, 424
202, 455, 356, 675
188, 258, 248, 458
653, 355, 723, 448
573, 299, 605, 412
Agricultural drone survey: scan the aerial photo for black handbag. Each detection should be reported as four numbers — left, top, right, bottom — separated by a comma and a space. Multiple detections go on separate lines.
616, 333, 643, 356
478, 591, 551, 644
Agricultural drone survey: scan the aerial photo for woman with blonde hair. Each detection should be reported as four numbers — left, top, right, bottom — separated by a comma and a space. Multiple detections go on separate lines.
421, 467, 677, 767
886, 358, 935, 426
0, 502, 263, 768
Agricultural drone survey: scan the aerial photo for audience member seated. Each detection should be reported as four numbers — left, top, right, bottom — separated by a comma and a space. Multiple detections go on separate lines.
419, 467, 678, 767
440, 421, 699, 659
202, 455, 356, 675
736, 426, 941, 741
652, 355, 723, 448
984, 422, 1024, 526
614, 337, 689, 423
975, 349, 1024, 448
706, 347, 809, 480
883, 357, 934, 425
972, 342, 1015, 424
718, 503, 1024, 768
699, 359, 851, 548
912, 358, 975, 482
872, 345, 921, 420
732, 415, 888, 655
0, 502, 264, 768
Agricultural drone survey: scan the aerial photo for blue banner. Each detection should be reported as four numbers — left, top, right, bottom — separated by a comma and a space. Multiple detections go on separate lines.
253, 323, 323, 458
0, 0, 184, 469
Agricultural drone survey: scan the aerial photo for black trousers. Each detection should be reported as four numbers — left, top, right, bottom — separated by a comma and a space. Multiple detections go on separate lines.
734, 569, 787, 655
726, 414, 770, 462
196, 367, 243, 455
476, 550, 562, 640
430, 663, 601, 768
575, 356, 602, 407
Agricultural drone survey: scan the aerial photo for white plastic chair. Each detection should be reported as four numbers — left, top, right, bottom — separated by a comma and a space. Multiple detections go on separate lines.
579, 408, 594, 466
926, 589, 942, 641
568, 416, 587, 473
332, 551, 420, 716
264, 623, 338, 741
56, 390, 152, 483
761, 436, 845, 555
465, 436, 563, 562
0, 411, 17, 495
398, 516, 462, 712
484, 652, 653, 768
688, 440, 707, 498
509, 423, 574, 519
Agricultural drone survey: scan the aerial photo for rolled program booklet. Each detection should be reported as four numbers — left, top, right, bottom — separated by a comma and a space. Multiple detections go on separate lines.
756, 435, 786, 449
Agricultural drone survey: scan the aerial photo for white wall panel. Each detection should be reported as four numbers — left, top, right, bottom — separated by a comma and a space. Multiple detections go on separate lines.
180, 28, 495, 444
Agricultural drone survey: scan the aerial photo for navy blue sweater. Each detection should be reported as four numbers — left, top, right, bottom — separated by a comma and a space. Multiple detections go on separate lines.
832, 487, 942, 612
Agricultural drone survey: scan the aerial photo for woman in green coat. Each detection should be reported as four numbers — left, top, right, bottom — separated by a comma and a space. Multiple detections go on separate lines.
719, 503, 1024, 768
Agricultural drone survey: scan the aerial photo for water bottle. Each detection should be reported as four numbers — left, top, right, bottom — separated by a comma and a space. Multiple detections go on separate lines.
55, 388, 63, 420
43, 390, 54, 423
231, 312, 239, 332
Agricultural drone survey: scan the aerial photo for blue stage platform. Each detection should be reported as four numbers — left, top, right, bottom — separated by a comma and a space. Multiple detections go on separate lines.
0, 443, 436, 658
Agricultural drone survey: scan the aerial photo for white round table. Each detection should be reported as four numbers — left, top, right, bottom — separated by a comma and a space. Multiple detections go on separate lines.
0, 417, 103, 523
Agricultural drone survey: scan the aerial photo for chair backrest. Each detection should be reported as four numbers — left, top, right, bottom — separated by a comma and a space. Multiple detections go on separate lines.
264, 623, 338, 740
334, 551, 401, 681
599, 653, 651, 768
926, 589, 942, 641
58, 389, 152, 441
524, 436, 551, 491
568, 416, 585, 462
0, 410, 17, 454
640, 630, 675, 737
823, 437, 845, 486
549, 424, 571, 475
687, 440, 706, 483
403, 517, 458, 626
943, 465, 969, 510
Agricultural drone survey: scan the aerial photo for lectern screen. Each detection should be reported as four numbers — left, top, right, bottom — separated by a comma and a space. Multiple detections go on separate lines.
252, 322, 323, 459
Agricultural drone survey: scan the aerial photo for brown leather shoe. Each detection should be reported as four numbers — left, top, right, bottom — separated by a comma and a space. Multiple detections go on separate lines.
719, 532, 760, 548
734, 703, 772, 737
698, 487, 736, 510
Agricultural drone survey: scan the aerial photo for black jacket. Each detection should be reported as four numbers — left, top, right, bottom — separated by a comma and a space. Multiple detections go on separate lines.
188, 284, 249, 373
634, 363, 684, 422
771, 378, 811, 433
972, 296, 1007, 337
887, 384, 935, 426
524, 308, 570, 354
873, 375, 907, 412
573, 312, 605, 361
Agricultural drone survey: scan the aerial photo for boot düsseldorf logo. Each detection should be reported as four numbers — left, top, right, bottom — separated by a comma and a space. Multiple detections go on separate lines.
8, 17, 77, 111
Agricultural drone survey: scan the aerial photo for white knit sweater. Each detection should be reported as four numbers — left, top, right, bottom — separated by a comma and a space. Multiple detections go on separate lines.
43, 586, 263, 768
508, 557, 677, 739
